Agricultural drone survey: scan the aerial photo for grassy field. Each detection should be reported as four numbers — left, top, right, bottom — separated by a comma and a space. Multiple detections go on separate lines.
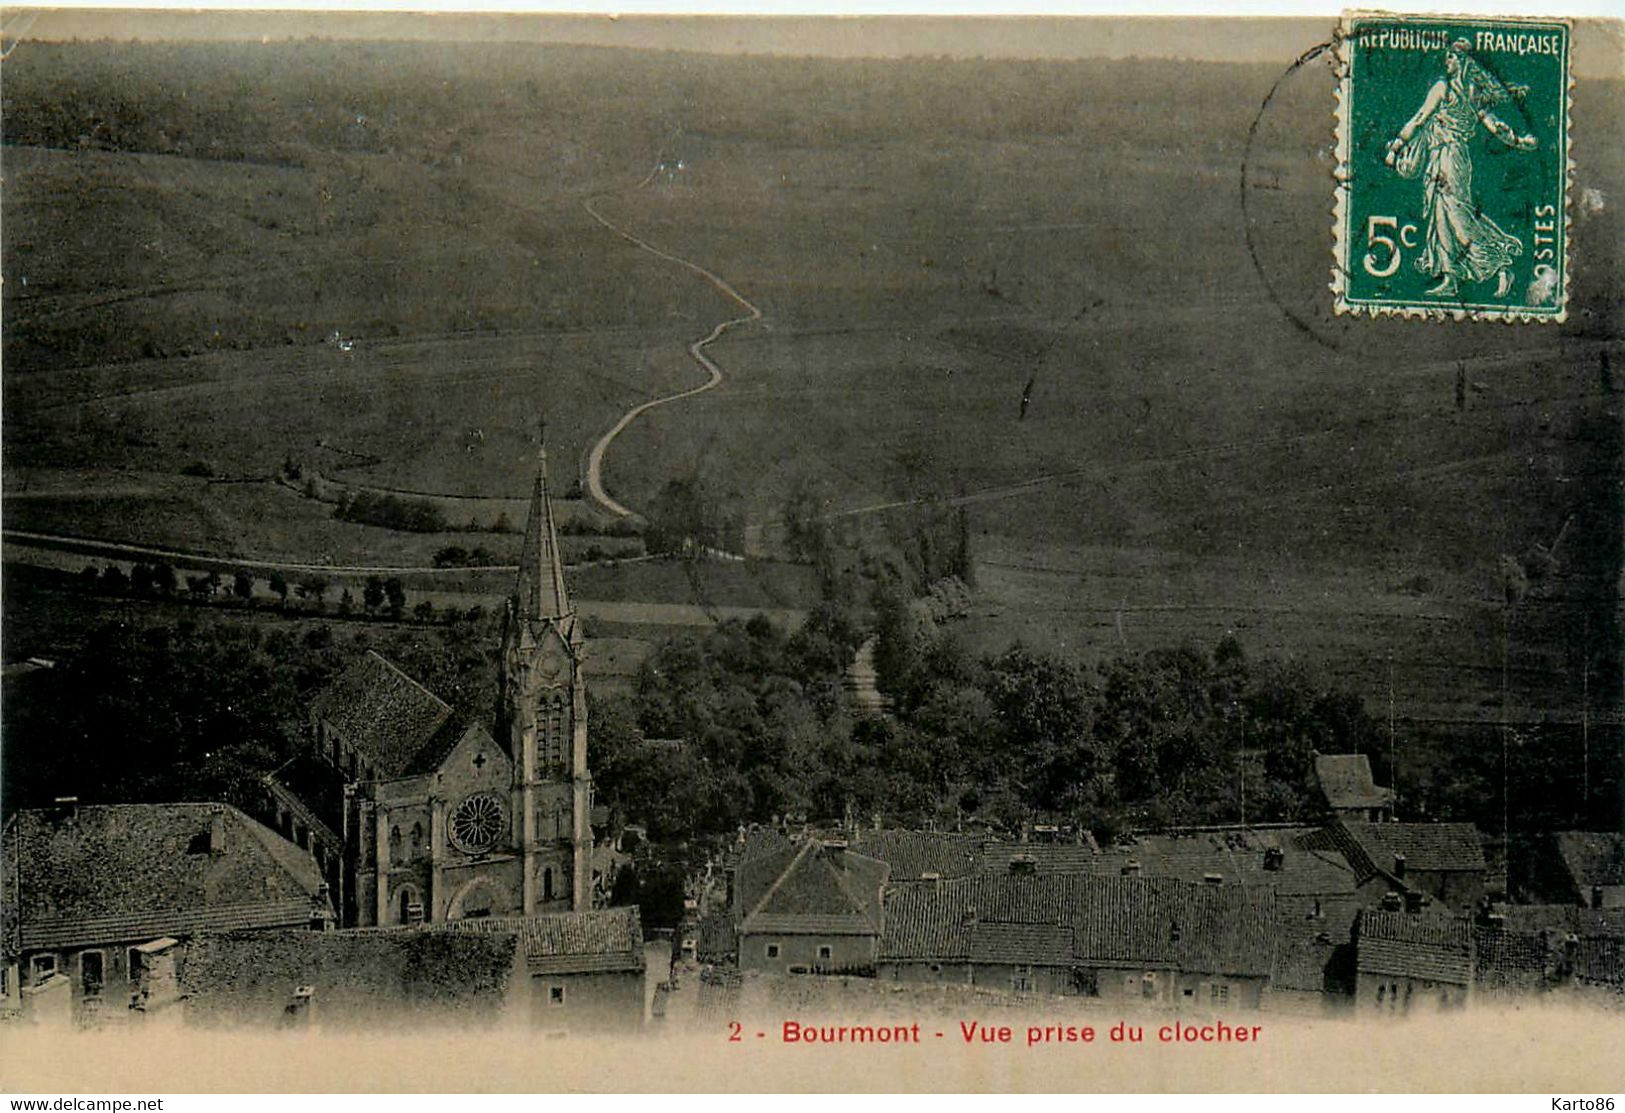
2, 37, 1620, 742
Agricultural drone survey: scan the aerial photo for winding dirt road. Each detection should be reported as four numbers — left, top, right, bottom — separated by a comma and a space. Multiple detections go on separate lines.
580, 168, 763, 519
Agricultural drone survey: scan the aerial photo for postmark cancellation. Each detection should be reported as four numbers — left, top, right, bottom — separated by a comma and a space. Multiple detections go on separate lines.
1332, 12, 1573, 321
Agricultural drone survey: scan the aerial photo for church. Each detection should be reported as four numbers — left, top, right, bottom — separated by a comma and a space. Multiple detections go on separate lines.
268, 437, 596, 927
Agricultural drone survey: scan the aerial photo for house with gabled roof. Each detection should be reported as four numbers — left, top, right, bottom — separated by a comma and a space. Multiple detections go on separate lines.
878, 873, 1277, 1008
735, 840, 889, 975
1312, 752, 1394, 822
1353, 908, 1472, 1013
1297, 820, 1486, 911
282, 434, 598, 928
2, 801, 332, 1022
1552, 831, 1625, 910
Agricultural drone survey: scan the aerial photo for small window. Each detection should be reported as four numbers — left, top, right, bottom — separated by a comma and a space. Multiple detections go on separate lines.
765, 944, 780, 959
549, 986, 565, 1006
928, 963, 942, 975
1210, 983, 1229, 1004
127, 948, 143, 983
30, 954, 56, 982
817, 945, 833, 961
80, 951, 104, 993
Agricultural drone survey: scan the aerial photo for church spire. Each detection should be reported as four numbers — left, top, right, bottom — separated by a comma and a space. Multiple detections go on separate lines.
515, 419, 572, 621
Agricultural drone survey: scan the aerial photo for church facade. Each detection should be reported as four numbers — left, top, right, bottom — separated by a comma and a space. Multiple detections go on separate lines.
281, 441, 595, 927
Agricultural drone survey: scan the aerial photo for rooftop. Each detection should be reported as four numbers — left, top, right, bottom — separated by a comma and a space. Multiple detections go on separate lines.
7, 803, 326, 953
738, 841, 889, 937
1313, 753, 1394, 811
363, 907, 645, 975
881, 874, 1277, 977
1553, 831, 1625, 890
1355, 909, 1473, 985
308, 650, 454, 779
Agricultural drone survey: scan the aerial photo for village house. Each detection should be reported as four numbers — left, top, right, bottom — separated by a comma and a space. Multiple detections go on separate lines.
1311, 752, 1394, 822
878, 872, 1277, 1008
1352, 907, 1473, 1014
1550, 831, 1625, 909
1299, 820, 1487, 911
402, 906, 647, 1031
2, 801, 332, 1023
268, 436, 599, 928
734, 840, 889, 976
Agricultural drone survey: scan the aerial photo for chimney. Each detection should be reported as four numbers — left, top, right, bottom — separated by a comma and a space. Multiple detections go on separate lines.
1393, 852, 1406, 879
1592, 885, 1604, 910
209, 808, 228, 854
823, 840, 847, 866
919, 871, 942, 890
1381, 891, 1403, 912
1121, 859, 1142, 878
1263, 847, 1284, 872
50, 796, 79, 824
961, 905, 978, 927
1203, 872, 1224, 886
1009, 854, 1038, 876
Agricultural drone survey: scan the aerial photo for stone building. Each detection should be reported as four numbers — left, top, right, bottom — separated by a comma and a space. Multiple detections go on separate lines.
1352, 908, 1473, 1013
878, 873, 1277, 1008
1311, 752, 1394, 822
734, 840, 889, 976
1, 801, 332, 1022
278, 438, 596, 927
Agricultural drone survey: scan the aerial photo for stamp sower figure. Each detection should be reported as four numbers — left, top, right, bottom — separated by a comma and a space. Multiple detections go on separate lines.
1384, 39, 1539, 299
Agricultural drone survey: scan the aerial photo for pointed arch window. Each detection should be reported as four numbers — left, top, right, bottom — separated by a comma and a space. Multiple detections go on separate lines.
388, 825, 402, 865
409, 823, 423, 859
543, 867, 555, 903
538, 690, 568, 769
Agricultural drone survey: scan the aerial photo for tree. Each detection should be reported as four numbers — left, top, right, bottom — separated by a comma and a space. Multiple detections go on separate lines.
363, 576, 385, 613
152, 562, 178, 596
101, 565, 129, 593
414, 599, 435, 623
267, 570, 289, 605
384, 577, 407, 618
232, 570, 255, 600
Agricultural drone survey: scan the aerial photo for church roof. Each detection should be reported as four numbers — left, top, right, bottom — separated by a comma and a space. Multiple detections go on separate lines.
309, 650, 453, 779
7, 803, 327, 952
515, 442, 573, 623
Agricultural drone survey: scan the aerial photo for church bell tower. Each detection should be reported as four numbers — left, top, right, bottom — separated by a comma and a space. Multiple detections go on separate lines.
500, 426, 593, 912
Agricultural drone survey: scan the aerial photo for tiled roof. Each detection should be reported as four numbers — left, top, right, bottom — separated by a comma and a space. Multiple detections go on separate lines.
1313, 753, 1393, 810
1095, 831, 1356, 897
741, 842, 889, 937
980, 842, 1100, 876
389, 907, 645, 974
309, 650, 452, 778
881, 874, 1276, 978
970, 922, 1073, 966
1299, 821, 1485, 882
1490, 905, 1625, 936
1474, 926, 1554, 990
851, 829, 984, 880
8, 803, 326, 952
1355, 909, 1473, 985
178, 928, 520, 1026
1554, 831, 1625, 889
1270, 915, 1347, 994
1575, 936, 1625, 987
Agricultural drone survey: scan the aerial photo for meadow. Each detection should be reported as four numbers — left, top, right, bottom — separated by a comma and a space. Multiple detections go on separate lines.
2, 35, 1620, 748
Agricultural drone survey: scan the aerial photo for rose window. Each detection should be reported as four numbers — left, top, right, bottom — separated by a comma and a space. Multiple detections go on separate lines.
449, 793, 505, 854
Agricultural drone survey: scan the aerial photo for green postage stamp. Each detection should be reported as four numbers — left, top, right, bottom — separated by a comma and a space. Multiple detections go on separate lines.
1333, 12, 1572, 321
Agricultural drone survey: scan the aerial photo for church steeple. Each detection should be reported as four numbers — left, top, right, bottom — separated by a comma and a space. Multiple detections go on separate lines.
515, 422, 573, 622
